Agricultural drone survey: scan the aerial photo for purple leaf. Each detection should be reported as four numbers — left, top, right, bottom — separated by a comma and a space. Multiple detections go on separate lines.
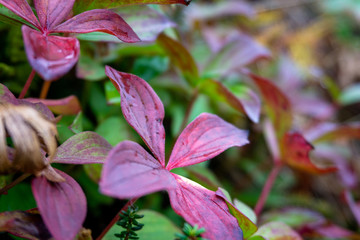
0, 0, 41, 30
204, 33, 271, 77
0, 210, 52, 240
34, 0, 75, 31
305, 122, 360, 143
53, 9, 140, 43
53, 131, 112, 164
22, 25, 80, 81
26, 95, 82, 115
32, 169, 87, 240
105, 66, 166, 166
168, 174, 243, 240
100, 141, 176, 199
167, 113, 248, 170
254, 221, 302, 240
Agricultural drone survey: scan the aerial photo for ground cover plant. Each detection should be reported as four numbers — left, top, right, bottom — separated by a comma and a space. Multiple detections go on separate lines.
1, 0, 360, 239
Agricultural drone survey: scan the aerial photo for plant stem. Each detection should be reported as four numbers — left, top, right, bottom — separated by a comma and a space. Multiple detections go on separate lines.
179, 88, 199, 133
254, 163, 283, 216
40, 81, 52, 99
96, 198, 139, 240
344, 190, 360, 227
0, 173, 31, 195
19, 69, 36, 99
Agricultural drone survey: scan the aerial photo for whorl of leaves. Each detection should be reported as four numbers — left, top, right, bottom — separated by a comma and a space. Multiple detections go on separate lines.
115, 205, 144, 240
175, 223, 208, 240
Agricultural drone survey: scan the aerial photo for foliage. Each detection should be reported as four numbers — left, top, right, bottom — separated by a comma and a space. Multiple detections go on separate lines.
114, 205, 144, 240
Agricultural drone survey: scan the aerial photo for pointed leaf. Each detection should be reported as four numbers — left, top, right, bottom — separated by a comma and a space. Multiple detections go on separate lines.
281, 132, 336, 174
167, 113, 248, 170
216, 188, 257, 239
253, 222, 302, 240
168, 174, 243, 240
105, 66, 166, 166
305, 122, 360, 143
22, 25, 80, 81
157, 33, 199, 86
34, 0, 75, 30
250, 74, 292, 137
0, 0, 41, 29
25, 95, 81, 115
0, 4, 35, 27
0, 210, 52, 240
204, 34, 271, 78
53, 9, 140, 43
73, 0, 191, 14
53, 131, 112, 164
100, 141, 176, 199
32, 170, 87, 240
199, 79, 260, 123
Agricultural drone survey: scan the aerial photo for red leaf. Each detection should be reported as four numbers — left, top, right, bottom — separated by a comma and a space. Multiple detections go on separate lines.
26, 95, 81, 115
32, 170, 87, 240
22, 25, 80, 81
0, 210, 52, 240
53, 132, 112, 164
105, 66, 166, 166
34, 0, 75, 31
167, 113, 248, 170
100, 141, 176, 198
281, 132, 336, 174
250, 74, 292, 137
168, 174, 242, 240
0, 0, 41, 30
53, 9, 140, 43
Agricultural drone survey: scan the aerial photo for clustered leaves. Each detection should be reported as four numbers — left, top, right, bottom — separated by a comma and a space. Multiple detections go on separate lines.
175, 223, 207, 240
115, 205, 144, 240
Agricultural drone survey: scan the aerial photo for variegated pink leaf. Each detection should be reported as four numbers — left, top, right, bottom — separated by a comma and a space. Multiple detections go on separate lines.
100, 141, 176, 198
53, 9, 140, 43
0, 0, 41, 30
22, 25, 80, 81
105, 66, 166, 166
168, 174, 243, 240
26, 95, 81, 115
167, 113, 248, 170
53, 132, 112, 164
34, 0, 75, 31
32, 170, 86, 240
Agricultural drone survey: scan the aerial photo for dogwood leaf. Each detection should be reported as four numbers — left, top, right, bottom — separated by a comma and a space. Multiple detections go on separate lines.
281, 132, 336, 174
100, 141, 176, 198
26, 95, 81, 115
250, 74, 292, 138
53, 9, 140, 43
32, 170, 87, 240
34, 0, 75, 30
105, 66, 166, 166
0, 0, 41, 29
305, 122, 360, 143
168, 174, 243, 240
53, 132, 112, 164
0, 210, 52, 240
22, 25, 80, 81
253, 222, 302, 240
167, 113, 248, 170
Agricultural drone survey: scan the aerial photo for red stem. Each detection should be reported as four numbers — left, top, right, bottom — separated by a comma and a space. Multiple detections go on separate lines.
96, 198, 139, 240
254, 163, 283, 216
40, 81, 52, 99
19, 69, 36, 99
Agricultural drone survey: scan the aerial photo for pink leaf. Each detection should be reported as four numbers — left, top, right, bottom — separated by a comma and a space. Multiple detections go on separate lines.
34, 0, 75, 31
22, 25, 80, 81
168, 174, 242, 240
32, 169, 86, 240
0, 0, 41, 30
100, 141, 176, 198
26, 95, 82, 115
305, 122, 360, 143
167, 113, 248, 170
53, 132, 112, 164
105, 66, 166, 166
53, 9, 140, 43
282, 132, 337, 174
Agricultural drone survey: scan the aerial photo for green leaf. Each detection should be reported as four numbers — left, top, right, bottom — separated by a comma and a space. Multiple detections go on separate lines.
339, 83, 360, 105
0, 183, 36, 212
104, 210, 181, 240
76, 55, 106, 81
252, 222, 302, 240
73, 0, 191, 14
0, 4, 33, 27
233, 199, 257, 225
69, 111, 83, 134
95, 117, 136, 146
157, 33, 199, 86
105, 81, 121, 105
132, 56, 169, 81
